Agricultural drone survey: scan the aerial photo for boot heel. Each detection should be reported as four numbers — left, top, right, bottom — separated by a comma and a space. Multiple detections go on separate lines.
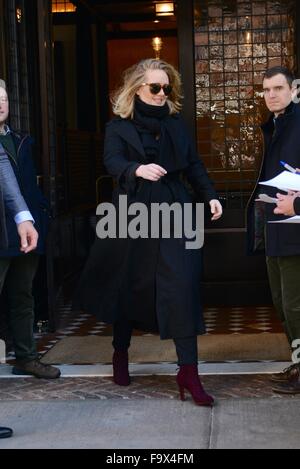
179, 386, 186, 401
176, 364, 214, 407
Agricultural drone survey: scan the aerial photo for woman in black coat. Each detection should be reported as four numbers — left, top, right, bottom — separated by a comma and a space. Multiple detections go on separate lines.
78, 59, 222, 406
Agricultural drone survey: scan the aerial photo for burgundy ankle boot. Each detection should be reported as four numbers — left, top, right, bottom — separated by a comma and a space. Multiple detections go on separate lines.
176, 364, 214, 406
112, 350, 130, 386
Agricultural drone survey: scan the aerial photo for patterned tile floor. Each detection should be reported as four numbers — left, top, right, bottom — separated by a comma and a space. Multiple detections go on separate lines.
0, 375, 299, 402
33, 303, 283, 357
5, 302, 284, 363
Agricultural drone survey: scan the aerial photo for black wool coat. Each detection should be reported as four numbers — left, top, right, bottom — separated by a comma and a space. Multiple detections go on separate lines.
247, 102, 300, 257
78, 114, 218, 339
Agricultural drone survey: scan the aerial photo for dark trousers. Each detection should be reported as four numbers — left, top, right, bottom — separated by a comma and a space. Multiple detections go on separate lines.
266, 255, 300, 346
112, 317, 198, 365
0, 254, 39, 362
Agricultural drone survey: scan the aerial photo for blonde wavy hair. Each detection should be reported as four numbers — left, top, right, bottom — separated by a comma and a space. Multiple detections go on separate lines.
111, 58, 183, 119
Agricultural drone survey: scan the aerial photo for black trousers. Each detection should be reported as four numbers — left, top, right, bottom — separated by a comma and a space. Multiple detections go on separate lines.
112, 318, 198, 365
0, 254, 39, 362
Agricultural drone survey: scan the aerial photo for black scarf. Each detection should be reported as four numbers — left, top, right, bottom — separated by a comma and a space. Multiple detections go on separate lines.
133, 97, 182, 171
133, 97, 169, 132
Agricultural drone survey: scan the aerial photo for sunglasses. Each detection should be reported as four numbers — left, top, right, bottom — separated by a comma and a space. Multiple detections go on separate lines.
141, 83, 173, 96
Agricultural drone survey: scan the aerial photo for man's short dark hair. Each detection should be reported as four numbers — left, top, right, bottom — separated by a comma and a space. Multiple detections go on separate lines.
263, 66, 295, 87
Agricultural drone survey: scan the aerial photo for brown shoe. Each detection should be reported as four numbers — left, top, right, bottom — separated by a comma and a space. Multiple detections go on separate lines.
12, 359, 61, 379
270, 364, 299, 383
272, 380, 300, 395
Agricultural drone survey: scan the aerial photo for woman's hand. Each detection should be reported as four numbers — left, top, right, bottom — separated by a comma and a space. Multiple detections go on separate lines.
135, 164, 167, 182
209, 199, 223, 221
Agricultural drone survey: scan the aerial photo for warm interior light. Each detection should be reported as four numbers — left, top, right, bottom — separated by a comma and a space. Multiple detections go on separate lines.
155, 2, 174, 17
52, 1, 77, 13
16, 8, 22, 23
152, 36, 163, 59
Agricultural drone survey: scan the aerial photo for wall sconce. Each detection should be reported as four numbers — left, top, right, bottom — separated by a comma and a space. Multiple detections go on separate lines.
52, 1, 77, 13
16, 8, 22, 23
155, 2, 175, 17
152, 37, 163, 59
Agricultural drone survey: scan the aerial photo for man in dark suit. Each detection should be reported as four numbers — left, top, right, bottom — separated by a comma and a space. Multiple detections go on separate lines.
247, 67, 300, 394
0, 136, 39, 439
0, 82, 60, 380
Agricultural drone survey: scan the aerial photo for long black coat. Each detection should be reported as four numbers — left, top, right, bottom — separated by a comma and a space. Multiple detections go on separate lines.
247, 102, 300, 257
78, 114, 218, 339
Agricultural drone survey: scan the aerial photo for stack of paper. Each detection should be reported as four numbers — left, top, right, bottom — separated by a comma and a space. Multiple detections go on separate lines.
270, 216, 300, 224
259, 171, 300, 192
259, 171, 300, 224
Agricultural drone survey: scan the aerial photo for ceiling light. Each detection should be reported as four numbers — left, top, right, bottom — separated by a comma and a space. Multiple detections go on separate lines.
52, 1, 76, 13
155, 2, 174, 17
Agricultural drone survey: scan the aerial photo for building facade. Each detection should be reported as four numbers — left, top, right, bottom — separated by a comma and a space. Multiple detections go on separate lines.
1, 0, 300, 328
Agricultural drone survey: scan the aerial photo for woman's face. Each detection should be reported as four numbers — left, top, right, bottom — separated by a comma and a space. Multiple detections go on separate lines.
136, 69, 169, 106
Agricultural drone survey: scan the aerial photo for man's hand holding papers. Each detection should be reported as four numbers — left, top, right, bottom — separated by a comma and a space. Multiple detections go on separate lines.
259, 170, 300, 193
259, 169, 300, 222
274, 192, 300, 217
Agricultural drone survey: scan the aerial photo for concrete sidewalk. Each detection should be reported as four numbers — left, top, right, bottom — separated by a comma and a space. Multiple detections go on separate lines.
0, 398, 300, 449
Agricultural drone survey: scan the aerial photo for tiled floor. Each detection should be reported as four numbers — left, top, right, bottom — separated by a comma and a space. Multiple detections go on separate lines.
32, 303, 283, 358
0, 374, 299, 402
5, 301, 284, 363
204, 306, 283, 334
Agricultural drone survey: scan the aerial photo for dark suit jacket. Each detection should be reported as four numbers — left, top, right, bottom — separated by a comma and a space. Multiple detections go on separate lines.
247, 102, 300, 256
0, 146, 29, 249
0, 132, 50, 257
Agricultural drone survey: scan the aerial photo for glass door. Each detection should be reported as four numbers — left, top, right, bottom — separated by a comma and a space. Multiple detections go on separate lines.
194, 0, 296, 210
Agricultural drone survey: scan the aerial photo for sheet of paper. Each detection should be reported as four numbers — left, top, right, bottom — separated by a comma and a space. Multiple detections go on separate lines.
255, 194, 278, 204
260, 171, 300, 192
269, 216, 300, 224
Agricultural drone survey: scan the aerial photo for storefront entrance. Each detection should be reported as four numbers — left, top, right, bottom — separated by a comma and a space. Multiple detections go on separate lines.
1, 0, 300, 330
